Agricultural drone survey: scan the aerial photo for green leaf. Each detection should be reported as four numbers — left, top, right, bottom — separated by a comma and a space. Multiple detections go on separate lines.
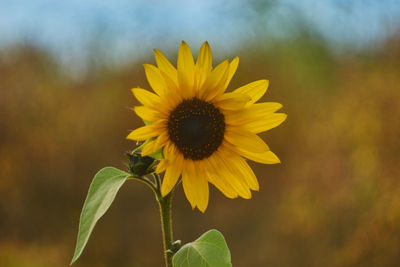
172, 229, 232, 267
71, 167, 131, 265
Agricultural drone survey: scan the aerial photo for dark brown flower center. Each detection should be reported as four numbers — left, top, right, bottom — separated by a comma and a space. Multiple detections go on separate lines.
167, 98, 225, 160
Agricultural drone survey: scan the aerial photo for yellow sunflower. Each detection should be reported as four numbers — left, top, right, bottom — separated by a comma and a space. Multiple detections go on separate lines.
127, 41, 286, 212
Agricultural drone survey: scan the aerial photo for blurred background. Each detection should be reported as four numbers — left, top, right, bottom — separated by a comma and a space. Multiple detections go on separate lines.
1, 0, 400, 266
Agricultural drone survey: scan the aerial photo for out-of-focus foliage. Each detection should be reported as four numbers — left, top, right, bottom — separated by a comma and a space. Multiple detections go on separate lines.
1, 33, 400, 267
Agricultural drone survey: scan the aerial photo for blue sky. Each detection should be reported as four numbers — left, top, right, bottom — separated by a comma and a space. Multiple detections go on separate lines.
1, 0, 399, 68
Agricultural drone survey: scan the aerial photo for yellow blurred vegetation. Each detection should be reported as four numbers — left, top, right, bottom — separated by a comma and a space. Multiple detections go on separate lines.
1, 36, 400, 266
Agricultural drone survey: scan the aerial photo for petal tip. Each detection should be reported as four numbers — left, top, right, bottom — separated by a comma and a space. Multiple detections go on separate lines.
161, 188, 168, 197
281, 113, 288, 122
126, 131, 136, 141
198, 206, 207, 213
268, 151, 281, 164
201, 40, 210, 47
130, 88, 141, 95
153, 49, 163, 59
242, 193, 252, 200
140, 145, 152, 156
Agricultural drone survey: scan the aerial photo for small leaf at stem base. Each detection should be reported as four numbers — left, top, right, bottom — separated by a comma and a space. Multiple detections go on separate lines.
172, 229, 232, 267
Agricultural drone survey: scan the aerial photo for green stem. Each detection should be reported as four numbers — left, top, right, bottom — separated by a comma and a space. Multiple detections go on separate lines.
153, 173, 161, 191
158, 191, 174, 267
131, 172, 174, 266
128, 176, 157, 194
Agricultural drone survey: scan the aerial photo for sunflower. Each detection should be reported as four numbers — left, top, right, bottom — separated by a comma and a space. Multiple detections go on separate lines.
127, 41, 286, 212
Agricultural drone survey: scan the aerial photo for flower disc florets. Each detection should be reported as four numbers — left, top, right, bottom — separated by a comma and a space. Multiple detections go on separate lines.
167, 98, 225, 160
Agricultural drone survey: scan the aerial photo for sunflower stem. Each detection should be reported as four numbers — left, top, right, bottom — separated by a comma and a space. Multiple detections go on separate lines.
157, 189, 174, 267
153, 172, 162, 191
127, 176, 158, 194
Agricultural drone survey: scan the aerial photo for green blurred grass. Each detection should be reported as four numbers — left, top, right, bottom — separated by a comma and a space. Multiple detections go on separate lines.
1, 36, 400, 267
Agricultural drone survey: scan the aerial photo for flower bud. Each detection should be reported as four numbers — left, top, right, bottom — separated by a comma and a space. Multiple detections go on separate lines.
127, 150, 155, 176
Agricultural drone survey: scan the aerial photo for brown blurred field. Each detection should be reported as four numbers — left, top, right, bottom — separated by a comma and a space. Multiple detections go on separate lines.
1, 35, 400, 267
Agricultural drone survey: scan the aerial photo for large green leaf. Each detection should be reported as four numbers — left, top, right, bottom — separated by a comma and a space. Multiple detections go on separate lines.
172, 230, 232, 267
71, 167, 131, 264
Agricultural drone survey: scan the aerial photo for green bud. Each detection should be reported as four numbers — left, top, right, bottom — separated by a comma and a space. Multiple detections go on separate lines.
127, 150, 155, 176
170, 240, 182, 253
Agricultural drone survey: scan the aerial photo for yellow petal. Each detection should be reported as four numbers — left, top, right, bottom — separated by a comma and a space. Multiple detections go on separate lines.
217, 148, 258, 191
177, 41, 195, 98
134, 106, 162, 122
223, 56, 239, 90
161, 152, 184, 196
159, 70, 184, 108
211, 151, 252, 199
214, 92, 251, 111
239, 150, 281, 164
196, 41, 212, 70
181, 160, 209, 212
204, 157, 238, 199
143, 64, 166, 96
141, 132, 169, 156
131, 88, 161, 108
126, 121, 165, 141
154, 49, 178, 86
195, 41, 212, 91
234, 80, 269, 106
251, 102, 283, 113
244, 113, 287, 133
156, 159, 169, 174
225, 102, 283, 126
199, 60, 230, 101
232, 155, 259, 191
224, 127, 270, 153
141, 140, 156, 156
222, 139, 281, 164
192, 162, 210, 212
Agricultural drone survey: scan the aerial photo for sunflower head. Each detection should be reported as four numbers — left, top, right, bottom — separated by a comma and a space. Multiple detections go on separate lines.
127, 41, 286, 212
